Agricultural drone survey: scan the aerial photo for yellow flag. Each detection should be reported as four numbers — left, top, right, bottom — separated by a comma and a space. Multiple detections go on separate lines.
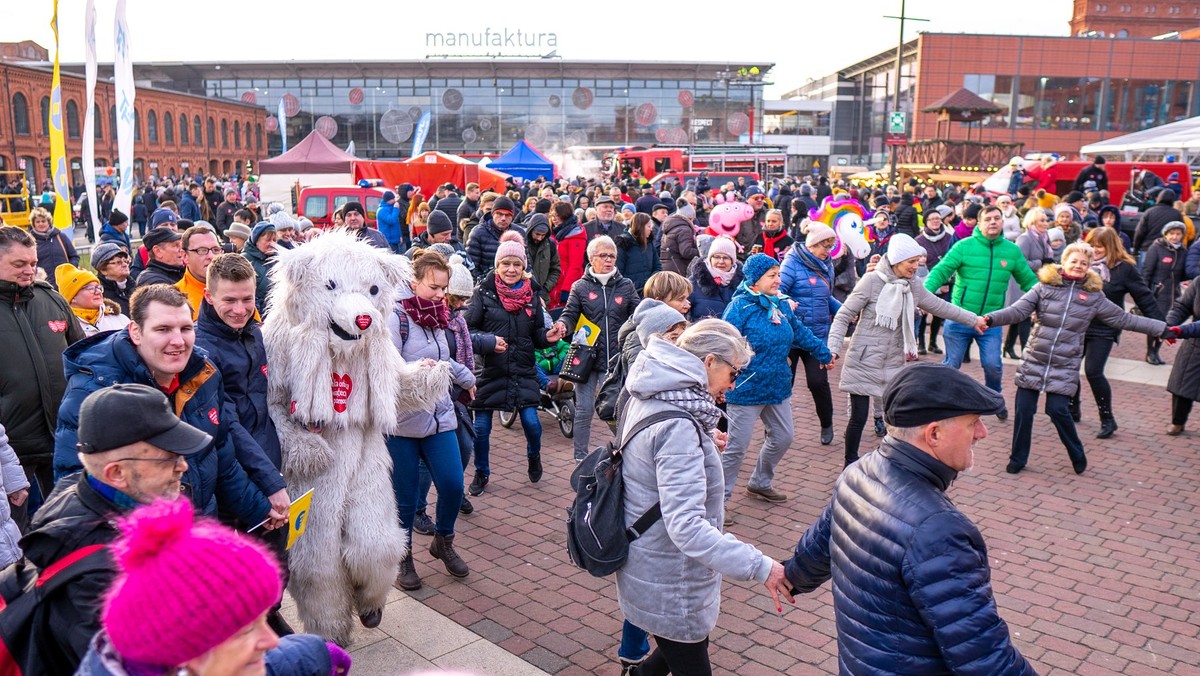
286, 488, 315, 550
49, 0, 71, 229
573, 314, 601, 346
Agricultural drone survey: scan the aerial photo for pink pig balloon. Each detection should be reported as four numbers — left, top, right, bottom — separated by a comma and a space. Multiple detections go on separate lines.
707, 202, 754, 237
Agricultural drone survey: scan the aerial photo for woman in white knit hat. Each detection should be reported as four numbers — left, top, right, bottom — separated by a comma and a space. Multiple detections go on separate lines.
827, 233, 986, 467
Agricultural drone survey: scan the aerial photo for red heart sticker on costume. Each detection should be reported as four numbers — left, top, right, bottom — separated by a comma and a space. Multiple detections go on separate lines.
331, 373, 353, 413
1000, 260, 1008, 268
1079, 293, 1088, 300
261, 364, 268, 377
355, 314, 372, 330
1163, 257, 1173, 264
47, 320, 67, 333
588, 292, 598, 300
290, 400, 297, 415
615, 296, 624, 305
208, 408, 220, 425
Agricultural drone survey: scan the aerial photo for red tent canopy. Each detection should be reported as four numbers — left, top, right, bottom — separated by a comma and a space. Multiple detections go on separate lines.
260, 130, 355, 174
353, 152, 508, 196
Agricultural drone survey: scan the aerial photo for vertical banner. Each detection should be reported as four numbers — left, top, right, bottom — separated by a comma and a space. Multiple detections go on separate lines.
82, 0, 100, 239
278, 97, 288, 154
48, 0, 71, 230
411, 111, 432, 158
113, 0, 136, 216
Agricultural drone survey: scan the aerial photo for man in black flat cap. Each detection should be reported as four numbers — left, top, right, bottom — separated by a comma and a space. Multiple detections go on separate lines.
19, 384, 216, 672
771, 364, 1035, 676
342, 201, 390, 250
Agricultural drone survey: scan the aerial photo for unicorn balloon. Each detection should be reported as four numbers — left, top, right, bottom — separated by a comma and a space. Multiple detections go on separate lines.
808, 197, 871, 259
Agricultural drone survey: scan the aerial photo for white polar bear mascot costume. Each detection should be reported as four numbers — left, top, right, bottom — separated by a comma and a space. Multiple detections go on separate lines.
262, 230, 449, 645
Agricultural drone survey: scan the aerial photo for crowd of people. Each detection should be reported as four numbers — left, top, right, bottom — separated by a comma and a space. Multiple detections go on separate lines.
0, 161, 1199, 675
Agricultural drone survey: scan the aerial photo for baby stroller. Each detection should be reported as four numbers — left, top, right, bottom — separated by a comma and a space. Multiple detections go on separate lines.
499, 341, 576, 438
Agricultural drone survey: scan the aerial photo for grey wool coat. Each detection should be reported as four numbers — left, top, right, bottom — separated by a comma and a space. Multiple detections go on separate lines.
988, 265, 1168, 397
617, 337, 773, 643
827, 256, 979, 398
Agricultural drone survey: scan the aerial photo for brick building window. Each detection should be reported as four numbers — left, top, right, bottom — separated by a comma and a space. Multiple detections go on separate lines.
193, 116, 202, 146
164, 112, 174, 144
66, 101, 80, 139
13, 94, 31, 136
256, 124, 263, 150
147, 110, 158, 144
179, 114, 189, 144
39, 96, 49, 135
207, 118, 215, 148
234, 121, 241, 149
94, 104, 103, 140
221, 119, 229, 148
244, 122, 251, 150
133, 109, 140, 142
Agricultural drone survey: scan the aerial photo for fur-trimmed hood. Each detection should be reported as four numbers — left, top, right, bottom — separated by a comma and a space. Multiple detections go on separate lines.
1036, 264, 1104, 292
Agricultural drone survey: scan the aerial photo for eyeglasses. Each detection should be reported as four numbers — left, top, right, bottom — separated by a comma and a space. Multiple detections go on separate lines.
187, 247, 224, 255
592, 253, 617, 261
715, 355, 743, 381
113, 454, 186, 467
80, 283, 103, 293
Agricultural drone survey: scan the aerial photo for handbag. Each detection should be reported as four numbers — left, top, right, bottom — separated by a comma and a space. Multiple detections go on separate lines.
559, 342, 596, 383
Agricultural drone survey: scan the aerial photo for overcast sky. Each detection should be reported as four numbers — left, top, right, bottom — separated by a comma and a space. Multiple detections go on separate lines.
4, 1, 1072, 97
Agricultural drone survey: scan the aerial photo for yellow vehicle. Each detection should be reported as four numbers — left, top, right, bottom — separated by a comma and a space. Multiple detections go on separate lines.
0, 171, 31, 228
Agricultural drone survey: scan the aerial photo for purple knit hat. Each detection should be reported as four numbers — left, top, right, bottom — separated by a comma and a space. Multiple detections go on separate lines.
101, 500, 282, 667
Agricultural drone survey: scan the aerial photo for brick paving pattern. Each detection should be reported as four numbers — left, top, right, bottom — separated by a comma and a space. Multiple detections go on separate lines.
398, 339, 1200, 675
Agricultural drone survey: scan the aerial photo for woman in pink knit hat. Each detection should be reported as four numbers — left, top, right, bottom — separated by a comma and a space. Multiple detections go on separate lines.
76, 499, 350, 675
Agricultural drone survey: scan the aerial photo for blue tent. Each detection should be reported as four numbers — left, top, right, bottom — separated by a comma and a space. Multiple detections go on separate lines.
488, 140, 557, 182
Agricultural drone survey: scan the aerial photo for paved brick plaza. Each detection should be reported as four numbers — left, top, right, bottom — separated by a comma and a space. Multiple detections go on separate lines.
397, 339, 1200, 675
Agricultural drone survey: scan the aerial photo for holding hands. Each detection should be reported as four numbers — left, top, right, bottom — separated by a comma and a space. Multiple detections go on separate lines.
974, 316, 990, 334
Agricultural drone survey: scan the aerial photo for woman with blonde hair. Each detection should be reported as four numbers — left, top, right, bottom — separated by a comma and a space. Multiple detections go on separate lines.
985, 241, 1170, 474
27, 206, 79, 287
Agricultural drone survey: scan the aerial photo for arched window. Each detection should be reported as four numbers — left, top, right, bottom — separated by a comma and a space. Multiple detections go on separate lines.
39, 96, 50, 135
244, 122, 252, 150
109, 105, 117, 140
234, 121, 241, 149
66, 100, 81, 138
207, 118, 215, 148
163, 112, 174, 144
133, 108, 141, 141
13, 93, 30, 135
193, 116, 202, 146
147, 110, 158, 143
94, 104, 103, 140
179, 114, 188, 144
256, 124, 263, 150
221, 119, 229, 148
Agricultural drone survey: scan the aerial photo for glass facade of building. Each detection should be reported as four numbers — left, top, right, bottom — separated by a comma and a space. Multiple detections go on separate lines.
115, 62, 770, 160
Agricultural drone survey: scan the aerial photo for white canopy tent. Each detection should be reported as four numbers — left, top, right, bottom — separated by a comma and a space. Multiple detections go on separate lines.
1080, 116, 1200, 164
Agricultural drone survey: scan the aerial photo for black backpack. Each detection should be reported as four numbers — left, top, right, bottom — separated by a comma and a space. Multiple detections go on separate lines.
566, 409, 702, 577
0, 544, 110, 675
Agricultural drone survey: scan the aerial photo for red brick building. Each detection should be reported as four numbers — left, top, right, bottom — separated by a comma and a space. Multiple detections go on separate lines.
0, 44, 263, 189
1070, 0, 1200, 38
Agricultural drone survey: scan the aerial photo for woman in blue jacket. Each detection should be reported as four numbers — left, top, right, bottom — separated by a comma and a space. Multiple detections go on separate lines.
780, 223, 842, 446
720, 254, 833, 514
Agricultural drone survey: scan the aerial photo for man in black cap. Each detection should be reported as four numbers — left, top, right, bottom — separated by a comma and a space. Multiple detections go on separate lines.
1072, 155, 1108, 193
19, 383, 223, 672
405, 209, 464, 258
466, 195, 522, 279
134, 227, 186, 286
774, 364, 1034, 675
342, 201, 389, 250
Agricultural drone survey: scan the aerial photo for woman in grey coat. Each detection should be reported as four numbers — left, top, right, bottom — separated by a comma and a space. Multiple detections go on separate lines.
827, 234, 982, 467
0, 423, 30, 566
986, 242, 1170, 476
1004, 208, 1053, 358
618, 319, 787, 675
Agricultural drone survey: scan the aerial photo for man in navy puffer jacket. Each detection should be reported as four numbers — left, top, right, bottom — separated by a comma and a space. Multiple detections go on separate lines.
780, 364, 1035, 675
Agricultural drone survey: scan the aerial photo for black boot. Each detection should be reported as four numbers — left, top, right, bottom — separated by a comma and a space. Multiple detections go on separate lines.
527, 454, 543, 483
1097, 407, 1118, 439
430, 533, 469, 578
1147, 337, 1165, 365
459, 495, 474, 515
468, 470, 488, 496
917, 334, 927, 356
396, 552, 422, 590
820, 426, 834, 445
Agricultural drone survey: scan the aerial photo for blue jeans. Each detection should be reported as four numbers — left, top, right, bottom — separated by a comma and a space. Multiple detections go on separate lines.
385, 431, 464, 537
473, 408, 541, 476
942, 321, 1004, 393
619, 620, 651, 662
535, 364, 551, 390
416, 421, 473, 513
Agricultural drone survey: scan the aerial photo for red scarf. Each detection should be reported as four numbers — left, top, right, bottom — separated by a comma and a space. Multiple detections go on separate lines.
401, 295, 449, 329
496, 277, 533, 312
761, 230, 789, 260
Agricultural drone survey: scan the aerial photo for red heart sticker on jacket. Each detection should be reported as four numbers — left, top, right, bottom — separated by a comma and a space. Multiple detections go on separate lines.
208, 408, 220, 425
614, 296, 623, 305
809, 277, 818, 285
588, 292, 598, 300
331, 373, 353, 413
1079, 293, 1088, 300
1163, 257, 1173, 263
1000, 260, 1008, 268
47, 320, 67, 333
261, 364, 268, 377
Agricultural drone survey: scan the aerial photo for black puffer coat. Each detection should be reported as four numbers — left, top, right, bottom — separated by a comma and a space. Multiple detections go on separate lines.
989, 266, 1167, 396
1142, 238, 1189, 317
1085, 260, 1162, 342
1167, 277, 1200, 401
466, 273, 552, 411
557, 267, 640, 374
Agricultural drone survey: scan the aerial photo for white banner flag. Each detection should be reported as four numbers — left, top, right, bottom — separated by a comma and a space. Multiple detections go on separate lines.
278, 96, 288, 154
113, 0, 135, 216
82, 0, 100, 239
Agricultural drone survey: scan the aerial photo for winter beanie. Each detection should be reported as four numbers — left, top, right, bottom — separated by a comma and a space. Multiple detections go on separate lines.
805, 223, 837, 248
632, 298, 686, 347
676, 204, 696, 221
54, 263, 99, 303
250, 221, 276, 245
108, 208, 129, 228
448, 254, 474, 298
885, 233, 925, 263
101, 500, 282, 668
707, 235, 738, 261
495, 239, 527, 268
1162, 220, 1187, 237
150, 208, 178, 229
426, 209, 453, 237
742, 253, 780, 287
